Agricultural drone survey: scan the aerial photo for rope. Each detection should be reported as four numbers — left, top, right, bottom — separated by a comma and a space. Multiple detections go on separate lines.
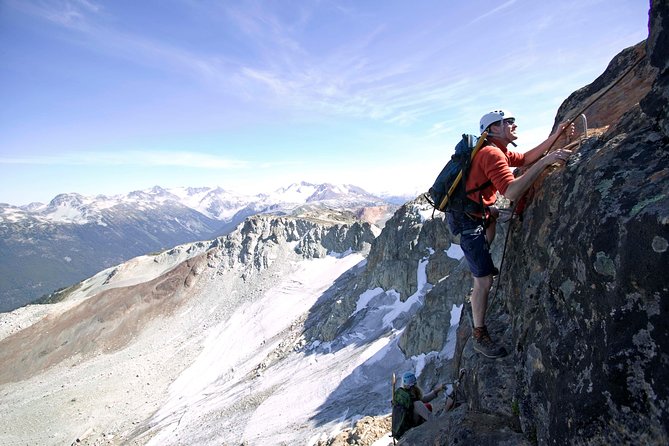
547, 52, 646, 146
487, 52, 646, 308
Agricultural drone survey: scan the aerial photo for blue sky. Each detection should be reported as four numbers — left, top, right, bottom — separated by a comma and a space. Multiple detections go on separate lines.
0, 0, 649, 205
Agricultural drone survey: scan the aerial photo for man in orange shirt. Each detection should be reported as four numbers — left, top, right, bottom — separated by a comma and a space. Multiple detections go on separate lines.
447, 109, 573, 358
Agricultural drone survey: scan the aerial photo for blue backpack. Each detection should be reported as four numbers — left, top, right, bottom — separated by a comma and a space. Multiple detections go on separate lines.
426, 132, 491, 213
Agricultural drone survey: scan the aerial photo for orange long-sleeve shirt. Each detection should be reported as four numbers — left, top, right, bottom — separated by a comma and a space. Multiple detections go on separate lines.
465, 144, 526, 206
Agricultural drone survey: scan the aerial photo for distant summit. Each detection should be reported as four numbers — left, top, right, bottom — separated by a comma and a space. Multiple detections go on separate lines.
272, 182, 383, 204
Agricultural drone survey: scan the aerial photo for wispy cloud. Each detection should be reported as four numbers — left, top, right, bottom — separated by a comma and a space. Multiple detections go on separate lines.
6, 0, 633, 133
7, 1, 474, 126
0, 151, 248, 169
468, 0, 518, 25
132, 3, 464, 125
7, 0, 242, 89
7, 0, 101, 29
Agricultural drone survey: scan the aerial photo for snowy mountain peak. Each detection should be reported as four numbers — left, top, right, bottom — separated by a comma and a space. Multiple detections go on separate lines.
4, 182, 395, 226
306, 183, 375, 202
185, 186, 214, 196
43, 193, 91, 224
269, 182, 383, 205
47, 193, 87, 209
149, 185, 169, 195
271, 182, 319, 203
22, 202, 47, 212
128, 186, 177, 202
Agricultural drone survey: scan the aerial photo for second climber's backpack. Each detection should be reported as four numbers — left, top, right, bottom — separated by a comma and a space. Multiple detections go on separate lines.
391, 387, 414, 439
426, 132, 491, 214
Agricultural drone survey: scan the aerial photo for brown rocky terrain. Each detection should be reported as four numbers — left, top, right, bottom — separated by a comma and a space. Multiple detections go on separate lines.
0, 255, 211, 385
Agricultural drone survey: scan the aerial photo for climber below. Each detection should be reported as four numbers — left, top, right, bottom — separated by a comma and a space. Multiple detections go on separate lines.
447, 110, 574, 358
392, 371, 450, 439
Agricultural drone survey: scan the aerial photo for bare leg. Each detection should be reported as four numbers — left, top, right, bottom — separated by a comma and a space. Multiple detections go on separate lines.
412, 401, 433, 422
486, 222, 496, 245
471, 275, 493, 327
470, 273, 507, 358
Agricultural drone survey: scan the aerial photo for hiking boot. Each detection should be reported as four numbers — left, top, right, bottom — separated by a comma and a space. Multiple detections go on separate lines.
472, 326, 507, 359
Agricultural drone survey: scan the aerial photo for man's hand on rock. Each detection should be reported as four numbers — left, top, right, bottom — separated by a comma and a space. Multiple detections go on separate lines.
543, 148, 573, 166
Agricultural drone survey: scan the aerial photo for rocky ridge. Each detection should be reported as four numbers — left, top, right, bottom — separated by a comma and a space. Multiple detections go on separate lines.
0, 182, 392, 312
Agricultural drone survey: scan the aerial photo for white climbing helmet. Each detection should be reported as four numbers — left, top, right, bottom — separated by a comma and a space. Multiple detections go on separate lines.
479, 109, 515, 134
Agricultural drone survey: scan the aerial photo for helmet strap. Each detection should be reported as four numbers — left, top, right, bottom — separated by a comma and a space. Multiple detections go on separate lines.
486, 119, 503, 138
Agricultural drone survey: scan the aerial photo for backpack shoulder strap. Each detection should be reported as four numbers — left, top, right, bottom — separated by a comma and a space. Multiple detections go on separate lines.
465, 179, 493, 195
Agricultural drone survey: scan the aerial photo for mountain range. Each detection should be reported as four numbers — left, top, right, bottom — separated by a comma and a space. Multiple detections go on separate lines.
0, 182, 401, 312
1, 4, 667, 444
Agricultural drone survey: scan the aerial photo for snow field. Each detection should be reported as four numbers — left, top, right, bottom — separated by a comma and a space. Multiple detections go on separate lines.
145, 253, 368, 445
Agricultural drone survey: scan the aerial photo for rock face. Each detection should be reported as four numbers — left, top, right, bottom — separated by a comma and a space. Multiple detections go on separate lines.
643, 0, 669, 136
218, 215, 376, 271
395, 2, 669, 445
364, 202, 434, 299
504, 49, 668, 446
554, 40, 656, 133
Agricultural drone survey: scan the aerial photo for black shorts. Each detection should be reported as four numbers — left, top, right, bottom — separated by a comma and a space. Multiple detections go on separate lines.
446, 212, 495, 278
